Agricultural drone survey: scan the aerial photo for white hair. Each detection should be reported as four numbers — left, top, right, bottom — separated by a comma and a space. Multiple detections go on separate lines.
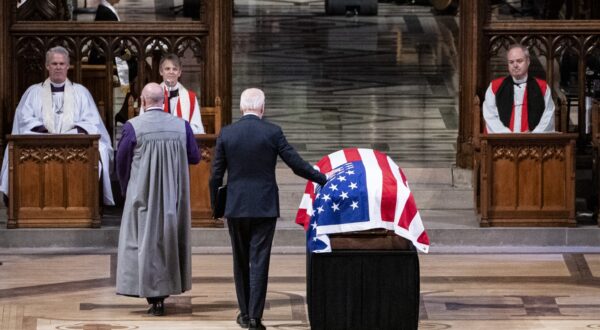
46, 46, 70, 65
240, 88, 265, 113
507, 44, 530, 59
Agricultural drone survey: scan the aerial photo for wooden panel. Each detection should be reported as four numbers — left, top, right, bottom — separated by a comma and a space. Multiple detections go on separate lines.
190, 135, 222, 228
44, 160, 65, 207
18, 160, 41, 208
188, 99, 224, 228
201, 97, 222, 135
80, 64, 110, 125
66, 160, 89, 207
517, 157, 540, 209
542, 152, 567, 208
491, 157, 515, 208
480, 134, 576, 227
7, 135, 101, 228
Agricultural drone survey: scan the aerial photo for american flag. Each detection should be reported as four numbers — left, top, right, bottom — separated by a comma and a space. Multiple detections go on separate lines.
296, 148, 430, 253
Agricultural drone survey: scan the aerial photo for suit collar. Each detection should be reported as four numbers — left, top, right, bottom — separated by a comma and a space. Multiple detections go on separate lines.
240, 114, 261, 121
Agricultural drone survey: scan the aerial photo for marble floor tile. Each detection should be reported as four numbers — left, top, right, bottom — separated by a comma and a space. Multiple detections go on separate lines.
2, 253, 600, 329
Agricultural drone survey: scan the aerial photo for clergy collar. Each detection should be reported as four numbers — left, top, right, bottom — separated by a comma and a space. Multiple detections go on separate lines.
164, 82, 181, 90
50, 81, 66, 93
50, 81, 66, 88
512, 75, 528, 86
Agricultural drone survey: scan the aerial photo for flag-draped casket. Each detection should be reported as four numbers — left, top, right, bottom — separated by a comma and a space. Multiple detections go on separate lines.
296, 148, 430, 253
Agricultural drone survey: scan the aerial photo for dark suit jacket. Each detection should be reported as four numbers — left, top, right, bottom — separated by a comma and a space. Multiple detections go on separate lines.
210, 114, 327, 218
94, 4, 119, 21
90, 5, 138, 84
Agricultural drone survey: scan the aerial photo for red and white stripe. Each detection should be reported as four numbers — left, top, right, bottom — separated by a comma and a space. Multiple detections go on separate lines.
295, 148, 430, 253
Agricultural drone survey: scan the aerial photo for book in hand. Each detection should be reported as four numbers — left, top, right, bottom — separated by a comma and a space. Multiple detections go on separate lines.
212, 185, 227, 219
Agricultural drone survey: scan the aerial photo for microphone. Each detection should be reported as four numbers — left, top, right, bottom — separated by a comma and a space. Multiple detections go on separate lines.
165, 80, 176, 92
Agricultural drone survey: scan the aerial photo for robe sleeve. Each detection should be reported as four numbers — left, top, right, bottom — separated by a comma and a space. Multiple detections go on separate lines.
531, 86, 556, 133
116, 122, 137, 196
189, 94, 206, 134
13, 85, 46, 133
73, 85, 110, 138
482, 82, 511, 133
185, 121, 201, 165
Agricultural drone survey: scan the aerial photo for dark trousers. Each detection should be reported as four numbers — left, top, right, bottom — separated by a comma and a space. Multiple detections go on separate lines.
227, 217, 277, 319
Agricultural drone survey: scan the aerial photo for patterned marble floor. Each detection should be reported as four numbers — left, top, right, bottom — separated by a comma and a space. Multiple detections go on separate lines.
232, 1, 459, 166
3, 253, 600, 329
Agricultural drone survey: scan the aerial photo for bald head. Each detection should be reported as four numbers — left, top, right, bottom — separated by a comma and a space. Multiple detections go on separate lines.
240, 88, 265, 117
141, 82, 164, 110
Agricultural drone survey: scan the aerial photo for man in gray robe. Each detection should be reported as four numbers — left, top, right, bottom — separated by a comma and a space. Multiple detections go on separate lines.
0, 46, 114, 205
115, 82, 200, 316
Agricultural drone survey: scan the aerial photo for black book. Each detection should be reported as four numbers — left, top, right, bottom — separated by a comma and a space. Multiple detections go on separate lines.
212, 185, 227, 219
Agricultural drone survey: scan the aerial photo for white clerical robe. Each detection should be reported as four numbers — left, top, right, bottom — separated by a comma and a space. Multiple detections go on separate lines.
0, 79, 115, 205
483, 75, 556, 133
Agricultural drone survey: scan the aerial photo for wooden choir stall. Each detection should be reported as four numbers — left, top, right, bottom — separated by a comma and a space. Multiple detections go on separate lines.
474, 93, 577, 227
7, 134, 101, 228
479, 133, 577, 227
190, 98, 224, 228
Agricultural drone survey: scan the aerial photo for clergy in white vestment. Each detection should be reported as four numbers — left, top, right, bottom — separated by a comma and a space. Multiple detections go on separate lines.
483, 44, 556, 133
0, 46, 115, 205
139, 53, 205, 134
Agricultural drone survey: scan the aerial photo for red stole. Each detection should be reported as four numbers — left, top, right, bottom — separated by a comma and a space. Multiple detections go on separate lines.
163, 88, 196, 122
490, 76, 547, 132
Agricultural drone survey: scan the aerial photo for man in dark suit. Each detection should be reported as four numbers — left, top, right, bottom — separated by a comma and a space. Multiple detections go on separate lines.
95, 0, 120, 21
210, 88, 327, 330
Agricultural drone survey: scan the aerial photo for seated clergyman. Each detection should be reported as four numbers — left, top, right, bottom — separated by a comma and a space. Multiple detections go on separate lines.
483, 44, 555, 133
0, 46, 115, 205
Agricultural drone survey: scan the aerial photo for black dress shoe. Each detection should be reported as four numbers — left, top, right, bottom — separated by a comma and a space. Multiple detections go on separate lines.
249, 318, 266, 330
236, 313, 250, 328
152, 301, 165, 316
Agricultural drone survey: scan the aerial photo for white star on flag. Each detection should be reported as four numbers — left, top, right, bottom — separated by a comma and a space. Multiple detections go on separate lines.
331, 203, 340, 212
296, 148, 430, 254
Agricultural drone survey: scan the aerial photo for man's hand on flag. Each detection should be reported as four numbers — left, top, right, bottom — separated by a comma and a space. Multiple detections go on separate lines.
325, 167, 342, 181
